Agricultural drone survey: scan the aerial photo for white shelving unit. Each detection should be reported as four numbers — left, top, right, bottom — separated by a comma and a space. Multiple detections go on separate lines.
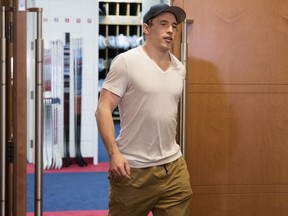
98, 0, 142, 119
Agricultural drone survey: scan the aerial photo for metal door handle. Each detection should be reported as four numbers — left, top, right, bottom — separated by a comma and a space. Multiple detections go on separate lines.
180, 19, 194, 159
0, 6, 7, 216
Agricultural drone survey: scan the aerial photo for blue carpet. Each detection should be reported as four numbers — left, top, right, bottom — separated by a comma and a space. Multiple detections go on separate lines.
27, 122, 119, 212
98, 135, 109, 162
98, 121, 120, 162
27, 172, 109, 212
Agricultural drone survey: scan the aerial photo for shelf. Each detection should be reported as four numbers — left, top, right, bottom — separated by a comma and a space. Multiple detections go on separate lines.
100, 0, 141, 4
99, 1, 141, 16
98, 0, 142, 120
99, 15, 141, 25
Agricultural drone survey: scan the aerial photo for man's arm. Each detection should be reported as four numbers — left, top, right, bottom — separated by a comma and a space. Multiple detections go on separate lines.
95, 88, 131, 179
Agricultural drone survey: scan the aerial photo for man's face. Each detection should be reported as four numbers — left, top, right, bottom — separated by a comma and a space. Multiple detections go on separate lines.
145, 12, 178, 51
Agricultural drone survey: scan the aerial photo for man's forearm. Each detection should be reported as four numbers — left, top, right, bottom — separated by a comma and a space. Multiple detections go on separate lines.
95, 108, 120, 158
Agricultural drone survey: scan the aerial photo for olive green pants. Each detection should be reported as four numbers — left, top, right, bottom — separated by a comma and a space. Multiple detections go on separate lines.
108, 156, 193, 216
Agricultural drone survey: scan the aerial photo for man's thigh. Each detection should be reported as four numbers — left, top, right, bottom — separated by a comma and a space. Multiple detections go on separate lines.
152, 157, 193, 216
108, 166, 161, 216
108, 157, 192, 216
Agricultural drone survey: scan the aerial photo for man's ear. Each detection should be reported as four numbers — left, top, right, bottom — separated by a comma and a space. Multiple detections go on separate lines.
142, 23, 150, 35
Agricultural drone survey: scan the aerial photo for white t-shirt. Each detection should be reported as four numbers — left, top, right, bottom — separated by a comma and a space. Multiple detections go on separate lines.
102, 46, 185, 168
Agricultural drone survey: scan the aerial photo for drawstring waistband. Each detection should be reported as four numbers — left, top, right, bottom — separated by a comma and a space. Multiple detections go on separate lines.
163, 164, 168, 174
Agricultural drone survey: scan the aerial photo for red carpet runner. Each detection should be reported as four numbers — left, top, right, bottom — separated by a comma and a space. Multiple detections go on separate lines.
26, 210, 108, 216
27, 162, 109, 174
27, 210, 153, 216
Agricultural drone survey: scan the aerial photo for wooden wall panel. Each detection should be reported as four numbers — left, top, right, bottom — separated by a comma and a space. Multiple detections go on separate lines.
190, 194, 288, 216
1, 0, 27, 215
13, 2, 27, 215
184, 0, 288, 85
187, 87, 288, 186
172, 0, 288, 215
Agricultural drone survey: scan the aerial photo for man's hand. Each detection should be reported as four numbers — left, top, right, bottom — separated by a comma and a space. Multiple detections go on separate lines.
109, 152, 131, 179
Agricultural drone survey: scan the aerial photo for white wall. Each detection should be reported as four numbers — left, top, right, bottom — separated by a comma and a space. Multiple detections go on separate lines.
26, 0, 99, 164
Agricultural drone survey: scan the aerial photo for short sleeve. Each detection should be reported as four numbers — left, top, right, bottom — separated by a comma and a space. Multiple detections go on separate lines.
101, 54, 129, 97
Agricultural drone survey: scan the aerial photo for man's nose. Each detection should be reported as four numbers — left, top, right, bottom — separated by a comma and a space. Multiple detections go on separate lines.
167, 25, 173, 33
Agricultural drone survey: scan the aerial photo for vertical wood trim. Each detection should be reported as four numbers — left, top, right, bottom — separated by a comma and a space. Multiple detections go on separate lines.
12, 1, 27, 215
2, 0, 15, 214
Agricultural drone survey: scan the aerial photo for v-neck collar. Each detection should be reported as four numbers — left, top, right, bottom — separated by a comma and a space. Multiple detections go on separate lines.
140, 46, 172, 73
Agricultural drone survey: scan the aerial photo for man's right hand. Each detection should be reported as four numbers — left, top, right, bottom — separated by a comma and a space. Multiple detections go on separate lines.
109, 152, 131, 179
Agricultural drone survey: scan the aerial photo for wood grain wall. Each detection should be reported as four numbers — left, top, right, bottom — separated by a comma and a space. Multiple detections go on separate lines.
173, 0, 288, 215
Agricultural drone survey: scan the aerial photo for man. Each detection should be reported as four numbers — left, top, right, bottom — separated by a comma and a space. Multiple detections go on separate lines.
95, 3, 192, 216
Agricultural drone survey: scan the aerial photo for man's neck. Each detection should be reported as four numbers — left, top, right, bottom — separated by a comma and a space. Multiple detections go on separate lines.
143, 44, 170, 62
143, 44, 171, 71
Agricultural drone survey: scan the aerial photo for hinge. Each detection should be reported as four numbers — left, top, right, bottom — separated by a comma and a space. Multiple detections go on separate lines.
7, 139, 14, 163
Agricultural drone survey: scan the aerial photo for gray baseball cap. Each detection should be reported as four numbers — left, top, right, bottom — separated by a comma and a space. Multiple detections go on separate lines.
143, 3, 186, 24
